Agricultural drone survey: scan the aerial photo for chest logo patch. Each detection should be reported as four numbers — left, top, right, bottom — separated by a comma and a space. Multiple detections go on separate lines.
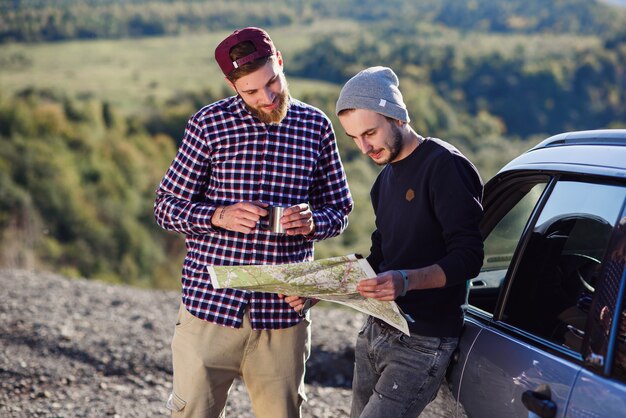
406, 188, 415, 202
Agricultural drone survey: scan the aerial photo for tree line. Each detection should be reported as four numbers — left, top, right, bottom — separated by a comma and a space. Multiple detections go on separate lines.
2, 0, 625, 43
0, 1, 295, 43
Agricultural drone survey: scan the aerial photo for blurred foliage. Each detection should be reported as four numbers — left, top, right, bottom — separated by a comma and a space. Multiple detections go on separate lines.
2, 0, 625, 43
0, 0, 295, 42
290, 30, 626, 137
0, 89, 182, 287
1, 0, 626, 287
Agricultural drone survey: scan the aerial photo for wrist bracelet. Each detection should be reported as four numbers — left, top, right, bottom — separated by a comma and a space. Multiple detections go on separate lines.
398, 270, 409, 297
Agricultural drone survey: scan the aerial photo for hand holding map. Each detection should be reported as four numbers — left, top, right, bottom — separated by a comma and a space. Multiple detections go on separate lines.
208, 254, 409, 334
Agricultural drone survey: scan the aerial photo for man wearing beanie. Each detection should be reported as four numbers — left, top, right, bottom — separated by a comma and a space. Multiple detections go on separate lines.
154, 27, 353, 418
336, 66, 483, 417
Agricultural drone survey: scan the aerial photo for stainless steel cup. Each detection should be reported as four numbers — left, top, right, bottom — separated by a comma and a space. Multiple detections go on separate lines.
265, 206, 286, 234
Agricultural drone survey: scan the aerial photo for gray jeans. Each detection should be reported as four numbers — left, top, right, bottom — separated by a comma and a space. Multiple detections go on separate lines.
350, 317, 458, 418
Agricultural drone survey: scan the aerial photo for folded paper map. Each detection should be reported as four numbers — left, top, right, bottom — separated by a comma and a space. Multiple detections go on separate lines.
208, 254, 409, 334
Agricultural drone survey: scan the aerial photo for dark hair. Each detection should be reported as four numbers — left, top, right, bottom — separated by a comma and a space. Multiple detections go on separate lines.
337, 108, 398, 125
337, 108, 355, 117
226, 41, 274, 83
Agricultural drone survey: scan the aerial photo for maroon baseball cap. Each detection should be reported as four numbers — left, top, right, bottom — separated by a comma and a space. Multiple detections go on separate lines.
214, 27, 276, 76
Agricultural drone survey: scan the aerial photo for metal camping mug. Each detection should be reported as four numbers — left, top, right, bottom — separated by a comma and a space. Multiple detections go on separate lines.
263, 206, 286, 234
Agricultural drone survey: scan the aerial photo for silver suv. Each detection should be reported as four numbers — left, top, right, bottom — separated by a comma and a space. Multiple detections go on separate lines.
447, 129, 626, 417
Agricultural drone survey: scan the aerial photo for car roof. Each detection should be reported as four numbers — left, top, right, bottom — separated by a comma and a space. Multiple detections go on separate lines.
498, 129, 626, 178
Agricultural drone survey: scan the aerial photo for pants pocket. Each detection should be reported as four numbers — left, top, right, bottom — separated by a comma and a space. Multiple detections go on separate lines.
175, 303, 196, 329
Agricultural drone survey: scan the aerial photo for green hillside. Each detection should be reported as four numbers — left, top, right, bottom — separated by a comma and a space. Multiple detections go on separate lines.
1, 0, 625, 288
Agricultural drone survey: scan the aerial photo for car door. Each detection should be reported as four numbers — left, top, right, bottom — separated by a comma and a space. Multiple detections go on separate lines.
566, 210, 626, 417
448, 171, 626, 418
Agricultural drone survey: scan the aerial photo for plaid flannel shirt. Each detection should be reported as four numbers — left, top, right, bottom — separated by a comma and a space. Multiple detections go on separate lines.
154, 95, 353, 329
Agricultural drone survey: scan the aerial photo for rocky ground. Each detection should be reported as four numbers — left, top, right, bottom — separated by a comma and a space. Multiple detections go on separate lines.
0, 268, 458, 417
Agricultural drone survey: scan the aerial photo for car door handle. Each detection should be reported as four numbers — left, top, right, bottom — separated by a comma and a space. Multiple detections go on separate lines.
522, 389, 557, 418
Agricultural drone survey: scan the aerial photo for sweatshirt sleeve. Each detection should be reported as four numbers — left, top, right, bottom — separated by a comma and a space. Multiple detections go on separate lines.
430, 153, 484, 286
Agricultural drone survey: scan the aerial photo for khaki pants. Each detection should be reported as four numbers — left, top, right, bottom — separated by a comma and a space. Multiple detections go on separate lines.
167, 304, 311, 418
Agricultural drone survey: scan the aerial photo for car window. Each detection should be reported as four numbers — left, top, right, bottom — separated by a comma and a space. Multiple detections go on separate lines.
502, 181, 626, 354
469, 181, 547, 314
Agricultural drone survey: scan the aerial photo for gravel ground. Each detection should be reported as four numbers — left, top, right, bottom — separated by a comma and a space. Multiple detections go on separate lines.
0, 268, 458, 417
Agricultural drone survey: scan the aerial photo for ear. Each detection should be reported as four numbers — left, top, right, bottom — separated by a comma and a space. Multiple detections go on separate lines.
394, 119, 406, 128
276, 51, 283, 69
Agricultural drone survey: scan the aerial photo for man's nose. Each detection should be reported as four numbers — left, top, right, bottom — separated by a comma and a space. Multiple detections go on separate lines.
261, 86, 274, 104
356, 137, 371, 154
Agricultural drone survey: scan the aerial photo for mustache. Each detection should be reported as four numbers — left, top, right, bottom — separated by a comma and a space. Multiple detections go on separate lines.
260, 98, 277, 107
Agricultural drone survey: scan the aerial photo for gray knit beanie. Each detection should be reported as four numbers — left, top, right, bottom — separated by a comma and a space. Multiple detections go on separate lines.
336, 66, 409, 123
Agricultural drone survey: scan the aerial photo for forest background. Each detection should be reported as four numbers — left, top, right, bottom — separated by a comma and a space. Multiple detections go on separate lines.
1, 0, 626, 289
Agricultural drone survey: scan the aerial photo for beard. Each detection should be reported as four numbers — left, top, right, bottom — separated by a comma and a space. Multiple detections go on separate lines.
245, 84, 290, 125
371, 121, 403, 166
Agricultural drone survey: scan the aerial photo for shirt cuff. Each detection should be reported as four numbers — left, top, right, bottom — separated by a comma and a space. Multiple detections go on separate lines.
196, 204, 219, 233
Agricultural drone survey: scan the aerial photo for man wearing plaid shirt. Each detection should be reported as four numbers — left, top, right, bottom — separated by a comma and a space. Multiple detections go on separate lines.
154, 27, 353, 418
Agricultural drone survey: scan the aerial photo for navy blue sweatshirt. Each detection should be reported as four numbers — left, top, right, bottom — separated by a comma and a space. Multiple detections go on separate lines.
367, 137, 484, 337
